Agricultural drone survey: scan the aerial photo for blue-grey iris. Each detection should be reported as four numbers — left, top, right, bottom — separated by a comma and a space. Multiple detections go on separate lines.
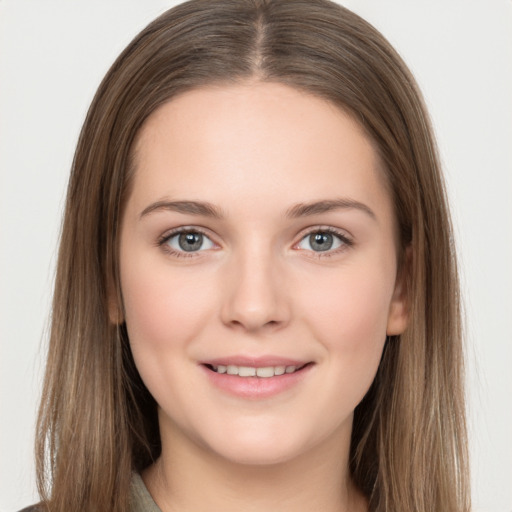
179, 232, 203, 251
310, 233, 333, 251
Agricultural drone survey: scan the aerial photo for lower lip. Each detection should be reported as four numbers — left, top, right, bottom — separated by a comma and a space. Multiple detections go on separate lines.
201, 364, 313, 400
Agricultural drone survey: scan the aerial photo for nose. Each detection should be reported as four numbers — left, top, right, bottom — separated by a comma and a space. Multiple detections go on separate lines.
220, 247, 290, 333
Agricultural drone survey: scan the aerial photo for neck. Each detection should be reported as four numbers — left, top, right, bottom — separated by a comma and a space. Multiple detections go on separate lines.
143, 419, 367, 512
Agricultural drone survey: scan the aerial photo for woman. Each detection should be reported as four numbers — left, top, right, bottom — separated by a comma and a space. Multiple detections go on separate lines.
27, 0, 470, 510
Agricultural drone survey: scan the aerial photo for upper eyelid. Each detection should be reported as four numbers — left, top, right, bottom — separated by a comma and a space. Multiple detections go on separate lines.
158, 227, 217, 257
293, 226, 354, 255
295, 225, 353, 242
160, 224, 352, 238
159, 225, 214, 243
157, 224, 353, 248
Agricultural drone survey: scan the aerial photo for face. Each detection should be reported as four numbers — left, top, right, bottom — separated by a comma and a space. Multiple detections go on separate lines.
118, 82, 407, 466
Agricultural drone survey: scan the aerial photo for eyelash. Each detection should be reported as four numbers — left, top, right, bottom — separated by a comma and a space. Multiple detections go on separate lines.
295, 227, 354, 258
157, 226, 354, 259
157, 227, 213, 259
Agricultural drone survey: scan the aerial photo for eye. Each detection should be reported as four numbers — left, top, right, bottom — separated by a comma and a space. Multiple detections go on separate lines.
296, 229, 351, 253
162, 229, 215, 253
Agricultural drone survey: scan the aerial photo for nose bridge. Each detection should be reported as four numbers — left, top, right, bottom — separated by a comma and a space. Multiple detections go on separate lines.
221, 239, 288, 331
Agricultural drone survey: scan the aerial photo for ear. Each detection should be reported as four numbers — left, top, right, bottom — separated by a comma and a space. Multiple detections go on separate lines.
107, 280, 124, 325
386, 246, 411, 336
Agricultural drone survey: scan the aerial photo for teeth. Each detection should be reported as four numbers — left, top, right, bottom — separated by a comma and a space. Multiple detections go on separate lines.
238, 366, 256, 377
227, 365, 238, 375
274, 366, 286, 376
256, 367, 274, 378
211, 364, 299, 377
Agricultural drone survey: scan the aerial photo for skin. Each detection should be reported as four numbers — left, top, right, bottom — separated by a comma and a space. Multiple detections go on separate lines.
117, 82, 408, 512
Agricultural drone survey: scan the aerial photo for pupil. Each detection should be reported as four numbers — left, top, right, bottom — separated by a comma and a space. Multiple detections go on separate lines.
179, 232, 203, 252
310, 233, 333, 251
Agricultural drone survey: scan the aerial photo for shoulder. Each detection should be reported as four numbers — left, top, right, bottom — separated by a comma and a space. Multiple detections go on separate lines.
16, 474, 156, 512
130, 472, 161, 512
17, 505, 45, 512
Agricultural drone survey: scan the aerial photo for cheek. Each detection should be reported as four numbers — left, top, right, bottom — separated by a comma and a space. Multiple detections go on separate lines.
295, 264, 393, 417
121, 261, 214, 358
298, 260, 394, 366
120, 262, 220, 419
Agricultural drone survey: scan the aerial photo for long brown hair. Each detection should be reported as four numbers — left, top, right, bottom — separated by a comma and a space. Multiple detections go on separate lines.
36, 1, 470, 510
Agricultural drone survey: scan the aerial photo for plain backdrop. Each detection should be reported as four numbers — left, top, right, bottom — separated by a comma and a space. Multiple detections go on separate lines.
1, 1, 511, 511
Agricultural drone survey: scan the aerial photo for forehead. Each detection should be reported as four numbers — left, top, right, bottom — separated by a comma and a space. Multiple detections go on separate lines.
129, 82, 391, 218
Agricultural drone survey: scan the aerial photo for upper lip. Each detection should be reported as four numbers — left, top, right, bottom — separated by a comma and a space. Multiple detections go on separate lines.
200, 356, 311, 368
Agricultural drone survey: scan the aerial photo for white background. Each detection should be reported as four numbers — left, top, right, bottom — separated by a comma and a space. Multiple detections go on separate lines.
0, 1, 511, 511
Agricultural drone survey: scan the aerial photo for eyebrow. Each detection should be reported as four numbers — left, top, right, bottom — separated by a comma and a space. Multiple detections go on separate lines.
139, 197, 376, 221
285, 198, 376, 220
140, 200, 224, 219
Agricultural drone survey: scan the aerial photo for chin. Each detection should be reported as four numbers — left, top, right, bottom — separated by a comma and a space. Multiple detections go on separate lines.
213, 442, 305, 467
198, 423, 317, 467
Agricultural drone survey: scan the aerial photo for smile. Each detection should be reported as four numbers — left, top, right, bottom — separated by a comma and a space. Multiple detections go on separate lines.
201, 360, 313, 399
206, 364, 305, 378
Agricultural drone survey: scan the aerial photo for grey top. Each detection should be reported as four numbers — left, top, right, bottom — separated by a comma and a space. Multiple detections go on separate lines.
18, 473, 161, 512
130, 472, 162, 512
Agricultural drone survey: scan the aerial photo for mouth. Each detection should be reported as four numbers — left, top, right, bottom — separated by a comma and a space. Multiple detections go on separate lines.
200, 357, 314, 398
204, 362, 311, 378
